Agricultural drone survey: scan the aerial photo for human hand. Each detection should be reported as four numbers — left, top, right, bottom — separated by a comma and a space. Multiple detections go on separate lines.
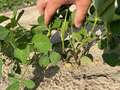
37, 0, 91, 28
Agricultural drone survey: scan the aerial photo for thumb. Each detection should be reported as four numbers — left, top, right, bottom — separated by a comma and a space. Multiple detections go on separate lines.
74, 0, 91, 28
44, 0, 65, 25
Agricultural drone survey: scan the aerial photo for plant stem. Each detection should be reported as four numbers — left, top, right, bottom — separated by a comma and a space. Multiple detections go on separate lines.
90, 16, 98, 36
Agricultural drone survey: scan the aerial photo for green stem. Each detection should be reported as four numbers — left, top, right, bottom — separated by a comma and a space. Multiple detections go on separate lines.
90, 16, 98, 36
61, 10, 68, 50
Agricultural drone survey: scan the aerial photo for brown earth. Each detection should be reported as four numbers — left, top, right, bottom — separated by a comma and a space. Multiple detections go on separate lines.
35, 45, 120, 90
0, 6, 120, 90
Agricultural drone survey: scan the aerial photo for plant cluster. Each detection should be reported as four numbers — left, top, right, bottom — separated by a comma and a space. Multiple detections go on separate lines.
0, 10, 60, 89
0, 0, 36, 12
0, 0, 120, 89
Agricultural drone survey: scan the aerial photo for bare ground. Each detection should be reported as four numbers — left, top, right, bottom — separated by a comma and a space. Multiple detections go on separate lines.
35, 45, 120, 90
0, 6, 120, 90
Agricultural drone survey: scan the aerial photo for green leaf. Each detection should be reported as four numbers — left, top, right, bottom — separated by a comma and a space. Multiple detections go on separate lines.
39, 55, 50, 67
38, 16, 44, 26
1, 42, 14, 57
72, 32, 82, 42
80, 56, 92, 65
110, 20, 120, 37
103, 52, 120, 66
24, 80, 35, 89
0, 15, 9, 23
31, 26, 43, 35
51, 18, 62, 29
0, 59, 3, 78
32, 34, 51, 53
38, 16, 47, 31
50, 52, 61, 65
93, 0, 115, 22
8, 77, 19, 84
0, 26, 10, 40
14, 45, 31, 64
79, 28, 87, 36
6, 81, 19, 90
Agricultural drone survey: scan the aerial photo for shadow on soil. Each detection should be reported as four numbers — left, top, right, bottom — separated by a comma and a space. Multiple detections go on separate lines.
25, 62, 60, 90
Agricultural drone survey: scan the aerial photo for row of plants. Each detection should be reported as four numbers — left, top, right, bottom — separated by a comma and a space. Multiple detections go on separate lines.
0, 0, 119, 89
0, 0, 36, 12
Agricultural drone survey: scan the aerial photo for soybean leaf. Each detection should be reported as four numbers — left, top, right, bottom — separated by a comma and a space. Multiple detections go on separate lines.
0, 15, 9, 23
93, 0, 115, 22
51, 18, 62, 29
50, 52, 61, 65
72, 32, 82, 42
115, 0, 120, 15
38, 16, 44, 26
24, 80, 35, 89
110, 20, 120, 37
15, 31, 32, 49
93, 0, 114, 16
31, 26, 43, 35
80, 28, 87, 37
32, 34, 51, 53
0, 26, 10, 40
6, 81, 19, 90
8, 77, 19, 84
38, 16, 47, 31
39, 55, 50, 67
5, 32, 16, 48
1, 42, 14, 57
80, 56, 92, 65
103, 52, 120, 66
14, 45, 31, 64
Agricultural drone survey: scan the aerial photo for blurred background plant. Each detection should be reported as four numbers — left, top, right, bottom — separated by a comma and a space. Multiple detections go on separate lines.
0, 0, 36, 12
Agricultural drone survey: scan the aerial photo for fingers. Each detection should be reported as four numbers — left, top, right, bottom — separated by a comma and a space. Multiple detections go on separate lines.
74, 0, 91, 28
44, 0, 65, 25
36, 0, 47, 15
37, 0, 91, 27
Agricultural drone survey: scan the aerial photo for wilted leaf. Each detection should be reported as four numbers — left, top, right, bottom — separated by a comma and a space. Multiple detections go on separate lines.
80, 56, 92, 65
